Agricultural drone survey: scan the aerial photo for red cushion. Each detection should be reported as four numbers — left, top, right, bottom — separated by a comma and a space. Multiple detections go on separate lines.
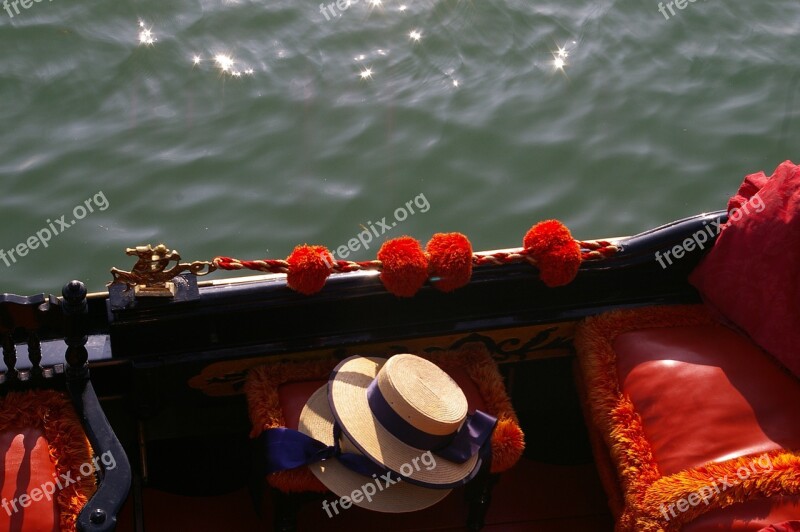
0, 427, 60, 532
758, 518, 800, 532
683, 497, 800, 531
689, 160, 800, 378
278, 380, 328, 430
614, 323, 800, 476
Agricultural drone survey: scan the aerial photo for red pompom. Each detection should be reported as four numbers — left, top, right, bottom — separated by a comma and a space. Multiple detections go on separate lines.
490, 418, 526, 473
286, 244, 334, 295
377, 237, 429, 297
523, 220, 581, 287
426, 232, 473, 292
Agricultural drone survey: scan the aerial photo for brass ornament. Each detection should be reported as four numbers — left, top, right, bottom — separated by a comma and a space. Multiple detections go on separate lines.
109, 244, 216, 297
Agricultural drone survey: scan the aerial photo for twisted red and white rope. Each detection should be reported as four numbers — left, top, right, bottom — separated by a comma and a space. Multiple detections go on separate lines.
211, 240, 619, 274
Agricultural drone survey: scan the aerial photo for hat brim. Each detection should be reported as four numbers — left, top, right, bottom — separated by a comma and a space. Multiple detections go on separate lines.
327, 356, 483, 488
299, 384, 451, 513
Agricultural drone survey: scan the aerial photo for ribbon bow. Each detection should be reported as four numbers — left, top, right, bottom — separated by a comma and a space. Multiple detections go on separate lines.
259, 424, 394, 478
259, 410, 497, 483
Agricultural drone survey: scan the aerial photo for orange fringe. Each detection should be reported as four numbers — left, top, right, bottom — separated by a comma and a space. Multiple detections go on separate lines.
245, 343, 525, 493
0, 390, 97, 532
574, 305, 800, 531
572, 359, 625, 517
245, 357, 337, 492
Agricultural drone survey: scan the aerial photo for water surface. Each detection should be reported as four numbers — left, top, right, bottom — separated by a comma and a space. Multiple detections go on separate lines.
1, 0, 798, 294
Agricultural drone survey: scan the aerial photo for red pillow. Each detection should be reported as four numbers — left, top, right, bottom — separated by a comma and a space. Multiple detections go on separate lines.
760, 522, 800, 532
689, 160, 800, 378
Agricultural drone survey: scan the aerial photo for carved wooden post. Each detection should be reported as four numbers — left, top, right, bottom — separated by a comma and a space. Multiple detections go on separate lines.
28, 331, 43, 381
62, 280, 89, 380
1, 332, 16, 383
62, 279, 133, 532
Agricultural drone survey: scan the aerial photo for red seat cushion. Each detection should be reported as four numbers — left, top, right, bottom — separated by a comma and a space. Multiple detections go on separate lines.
683, 496, 800, 531
689, 160, 800, 378
0, 390, 97, 531
0, 427, 60, 532
614, 323, 800, 477
758, 519, 800, 532
574, 305, 800, 531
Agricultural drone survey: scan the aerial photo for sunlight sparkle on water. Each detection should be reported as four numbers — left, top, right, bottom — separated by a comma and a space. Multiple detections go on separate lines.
551, 42, 574, 71
190, 52, 253, 77
409, 30, 422, 42
214, 54, 235, 73
399, 5, 407, 11
359, 68, 373, 80
138, 25, 156, 46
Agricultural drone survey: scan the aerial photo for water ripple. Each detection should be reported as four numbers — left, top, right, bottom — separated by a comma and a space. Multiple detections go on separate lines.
0, 0, 799, 293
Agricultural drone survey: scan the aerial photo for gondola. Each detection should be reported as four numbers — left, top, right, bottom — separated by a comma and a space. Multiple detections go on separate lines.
2, 205, 797, 532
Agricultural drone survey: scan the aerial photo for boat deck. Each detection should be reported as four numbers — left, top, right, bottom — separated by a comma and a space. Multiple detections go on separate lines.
116, 458, 612, 531
111, 352, 615, 531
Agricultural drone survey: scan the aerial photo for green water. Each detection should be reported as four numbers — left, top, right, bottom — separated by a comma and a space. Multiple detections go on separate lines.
1, 0, 798, 295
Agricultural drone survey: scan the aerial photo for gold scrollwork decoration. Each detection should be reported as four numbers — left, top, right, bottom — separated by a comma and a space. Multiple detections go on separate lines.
109, 244, 216, 296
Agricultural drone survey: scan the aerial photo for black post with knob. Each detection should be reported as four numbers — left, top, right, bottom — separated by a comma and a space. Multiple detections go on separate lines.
62, 280, 132, 532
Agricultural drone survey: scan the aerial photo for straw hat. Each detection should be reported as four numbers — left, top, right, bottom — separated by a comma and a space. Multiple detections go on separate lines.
299, 385, 450, 513
298, 354, 493, 513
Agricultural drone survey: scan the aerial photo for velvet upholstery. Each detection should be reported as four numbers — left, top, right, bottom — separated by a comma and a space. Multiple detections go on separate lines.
689, 160, 800, 378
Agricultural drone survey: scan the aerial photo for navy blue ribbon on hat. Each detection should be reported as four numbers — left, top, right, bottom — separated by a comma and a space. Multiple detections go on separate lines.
259, 424, 396, 478
260, 409, 497, 481
365, 379, 497, 463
